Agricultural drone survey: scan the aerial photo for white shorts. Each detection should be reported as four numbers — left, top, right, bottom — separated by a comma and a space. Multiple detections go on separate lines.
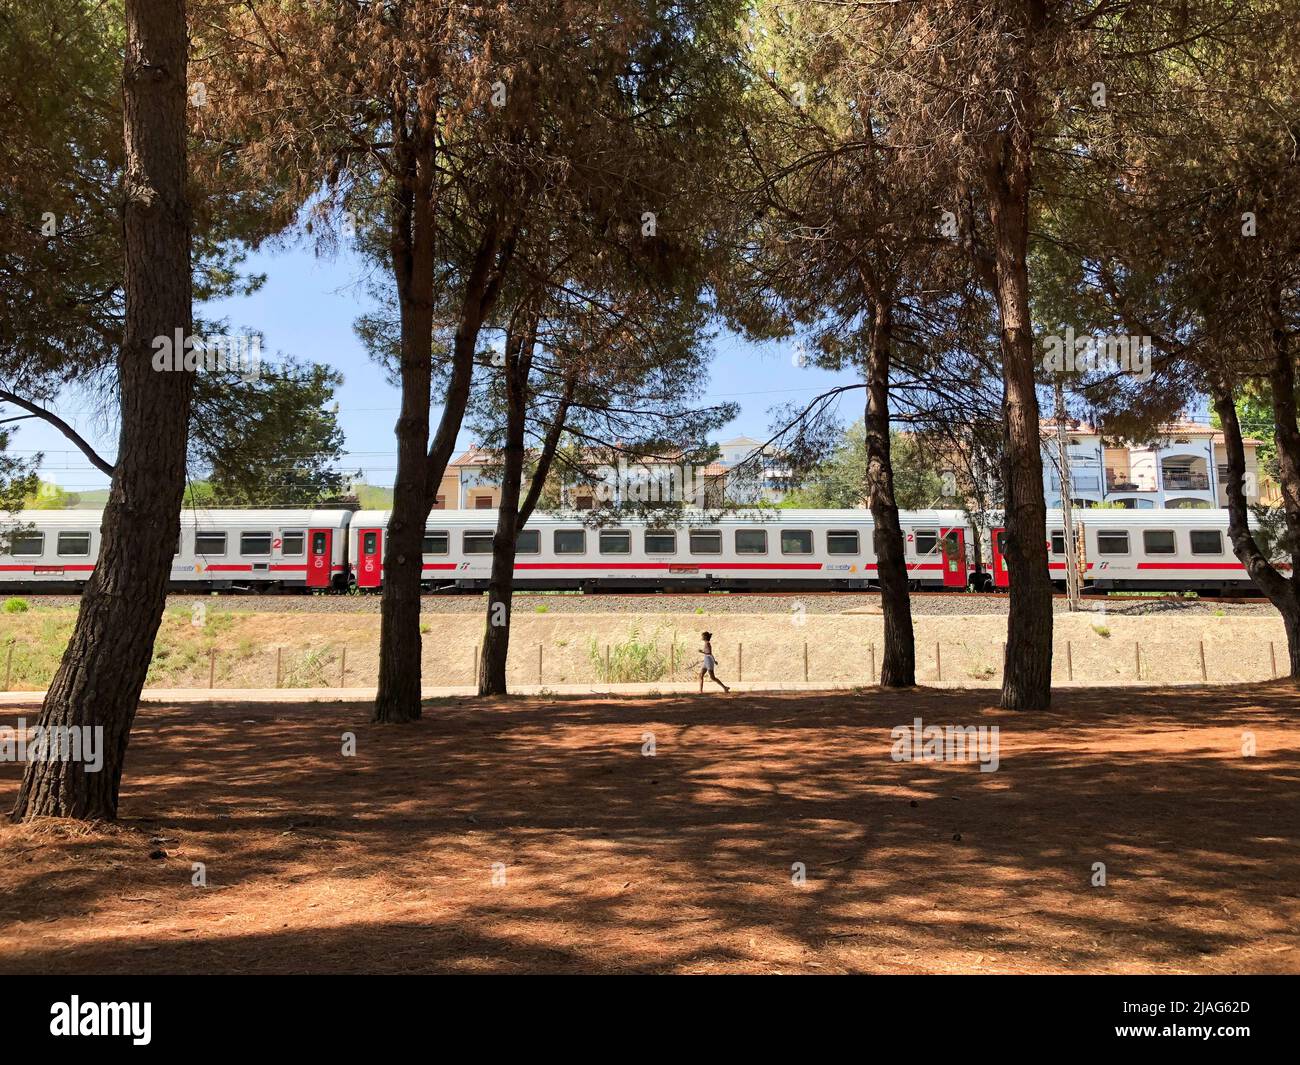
701, 654, 717, 672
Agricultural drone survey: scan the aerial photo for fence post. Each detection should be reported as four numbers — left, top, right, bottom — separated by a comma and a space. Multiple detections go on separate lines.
4, 642, 12, 691
1270, 641, 1277, 678
738, 642, 743, 682
276, 647, 283, 689
209, 647, 216, 690
935, 642, 942, 681
537, 643, 543, 684
473, 644, 479, 683
1066, 640, 1073, 682
803, 641, 808, 682
670, 642, 675, 678
340, 646, 347, 688
605, 644, 611, 681
1134, 641, 1141, 680
869, 641, 876, 684
1199, 640, 1207, 682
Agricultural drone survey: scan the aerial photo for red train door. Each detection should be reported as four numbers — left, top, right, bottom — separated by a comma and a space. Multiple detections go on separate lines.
991, 527, 1010, 588
307, 528, 333, 588
941, 527, 968, 588
357, 527, 383, 588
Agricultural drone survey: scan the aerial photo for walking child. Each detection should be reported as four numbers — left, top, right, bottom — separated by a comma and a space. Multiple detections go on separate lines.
698, 631, 730, 693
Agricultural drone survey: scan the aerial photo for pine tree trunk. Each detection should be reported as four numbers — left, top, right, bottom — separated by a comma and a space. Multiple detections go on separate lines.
1285, 609, 1300, 679
373, 224, 505, 722
478, 524, 518, 695
984, 124, 1053, 711
12, 0, 192, 821
1213, 365, 1300, 680
372, 150, 436, 724
478, 329, 531, 696
864, 301, 914, 687
373, 425, 429, 723
1265, 295, 1300, 640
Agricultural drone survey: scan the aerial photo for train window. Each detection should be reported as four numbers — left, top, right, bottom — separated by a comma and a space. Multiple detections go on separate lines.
827, 530, 859, 555
464, 531, 495, 554
554, 529, 585, 554
599, 530, 631, 554
914, 529, 939, 556
195, 532, 226, 556
517, 529, 540, 554
1142, 530, 1176, 555
10, 532, 44, 556
645, 530, 677, 554
1190, 530, 1223, 555
422, 531, 449, 555
173, 533, 181, 556
735, 529, 767, 554
281, 531, 305, 556
361, 532, 377, 555
240, 532, 273, 556
1050, 530, 1065, 555
1097, 530, 1129, 555
314, 532, 330, 555
689, 529, 722, 554
56, 532, 91, 557
781, 529, 813, 555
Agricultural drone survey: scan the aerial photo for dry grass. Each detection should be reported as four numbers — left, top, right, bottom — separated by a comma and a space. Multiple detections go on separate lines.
1, 606, 1291, 690
1, 682, 1297, 974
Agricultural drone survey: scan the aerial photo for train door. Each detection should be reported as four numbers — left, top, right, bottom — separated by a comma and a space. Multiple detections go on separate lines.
990, 526, 1010, 588
940, 527, 968, 589
357, 527, 383, 589
307, 528, 333, 589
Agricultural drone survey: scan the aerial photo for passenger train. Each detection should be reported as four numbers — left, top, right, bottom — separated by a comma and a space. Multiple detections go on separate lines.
0, 505, 1267, 595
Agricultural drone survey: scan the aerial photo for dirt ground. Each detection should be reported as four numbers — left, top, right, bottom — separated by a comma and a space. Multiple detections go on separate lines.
1, 683, 1297, 975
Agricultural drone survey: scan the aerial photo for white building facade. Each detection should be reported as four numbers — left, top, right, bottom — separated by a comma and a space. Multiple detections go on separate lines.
1041, 422, 1264, 510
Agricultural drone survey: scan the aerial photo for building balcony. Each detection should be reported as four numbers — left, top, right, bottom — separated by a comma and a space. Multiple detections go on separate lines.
1160, 471, 1211, 492
1159, 454, 1211, 493
1048, 471, 1102, 494
1105, 468, 1156, 493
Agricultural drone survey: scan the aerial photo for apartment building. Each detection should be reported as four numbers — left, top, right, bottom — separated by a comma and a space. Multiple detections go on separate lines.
1041, 420, 1271, 509
432, 436, 789, 510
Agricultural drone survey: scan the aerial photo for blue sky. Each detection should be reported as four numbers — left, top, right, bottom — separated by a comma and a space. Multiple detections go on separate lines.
12, 243, 863, 494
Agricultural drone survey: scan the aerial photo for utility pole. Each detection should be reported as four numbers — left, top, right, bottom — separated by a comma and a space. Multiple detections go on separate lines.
1055, 381, 1082, 612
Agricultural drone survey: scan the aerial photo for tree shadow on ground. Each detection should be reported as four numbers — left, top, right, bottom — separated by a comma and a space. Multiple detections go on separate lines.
0, 683, 1297, 974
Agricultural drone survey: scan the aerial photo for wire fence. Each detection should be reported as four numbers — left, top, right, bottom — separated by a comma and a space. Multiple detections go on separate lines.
1, 631, 1288, 692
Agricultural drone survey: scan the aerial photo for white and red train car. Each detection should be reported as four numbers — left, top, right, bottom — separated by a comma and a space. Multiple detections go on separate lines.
348, 508, 982, 592
0, 505, 1270, 594
1023, 507, 1260, 592
350, 507, 1267, 593
0, 509, 350, 592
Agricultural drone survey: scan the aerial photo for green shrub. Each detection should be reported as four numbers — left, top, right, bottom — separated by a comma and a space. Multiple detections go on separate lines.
283, 647, 334, 688
3, 598, 29, 614
589, 625, 688, 683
